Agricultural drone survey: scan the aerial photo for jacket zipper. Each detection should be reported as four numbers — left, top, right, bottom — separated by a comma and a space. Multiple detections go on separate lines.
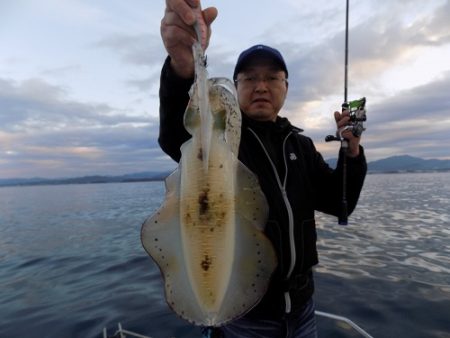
248, 127, 296, 313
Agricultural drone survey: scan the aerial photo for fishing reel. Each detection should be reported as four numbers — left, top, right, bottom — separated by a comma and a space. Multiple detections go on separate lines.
325, 97, 367, 142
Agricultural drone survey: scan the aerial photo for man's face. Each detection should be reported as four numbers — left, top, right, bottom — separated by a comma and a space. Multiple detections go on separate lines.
235, 57, 288, 122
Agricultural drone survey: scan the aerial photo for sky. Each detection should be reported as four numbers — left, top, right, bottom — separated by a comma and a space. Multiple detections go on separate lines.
1, 0, 449, 179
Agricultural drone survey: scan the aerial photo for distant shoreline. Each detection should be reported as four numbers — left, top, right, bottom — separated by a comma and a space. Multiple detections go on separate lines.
0, 178, 165, 188
367, 168, 450, 175
0, 174, 170, 188
2, 155, 450, 188
2, 169, 450, 188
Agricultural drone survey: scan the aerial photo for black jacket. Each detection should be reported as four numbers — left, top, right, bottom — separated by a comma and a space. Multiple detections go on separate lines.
158, 57, 367, 319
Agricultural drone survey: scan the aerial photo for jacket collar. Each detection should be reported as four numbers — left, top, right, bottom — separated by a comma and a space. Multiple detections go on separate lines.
242, 113, 303, 134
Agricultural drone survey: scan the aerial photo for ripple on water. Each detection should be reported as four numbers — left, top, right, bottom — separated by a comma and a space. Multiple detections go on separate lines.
0, 176, 449, 338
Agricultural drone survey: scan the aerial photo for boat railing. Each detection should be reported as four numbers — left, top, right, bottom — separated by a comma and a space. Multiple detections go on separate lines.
103, 322, 157, 338
103, 311, 373, 338
315, 310, 374, 338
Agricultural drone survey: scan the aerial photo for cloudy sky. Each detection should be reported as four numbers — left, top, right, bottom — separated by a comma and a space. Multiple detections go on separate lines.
1, 0, 449, 179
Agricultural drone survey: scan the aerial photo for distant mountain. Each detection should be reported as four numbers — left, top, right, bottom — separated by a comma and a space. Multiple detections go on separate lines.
368, 155, 450, 173
0, 177, 53, 187
0, 171, 172, 187
325, 155, 450, 173
2, 155, 450, 187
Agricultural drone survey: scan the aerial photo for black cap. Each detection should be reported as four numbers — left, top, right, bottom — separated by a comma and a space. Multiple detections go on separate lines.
233, 44, 288, 80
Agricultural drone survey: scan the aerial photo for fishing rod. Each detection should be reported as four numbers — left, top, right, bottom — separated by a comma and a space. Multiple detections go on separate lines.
325, 0, 367, 225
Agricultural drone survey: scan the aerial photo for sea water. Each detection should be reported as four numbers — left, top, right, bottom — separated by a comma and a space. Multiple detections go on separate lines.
0, 173, 449, 337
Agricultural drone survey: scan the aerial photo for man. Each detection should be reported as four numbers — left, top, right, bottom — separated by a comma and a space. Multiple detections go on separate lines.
158, 1, 367, 337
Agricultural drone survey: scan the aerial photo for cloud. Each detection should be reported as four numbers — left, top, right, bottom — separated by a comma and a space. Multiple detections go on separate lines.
370, 71, 450, 124
93, 32, 166, 95
126, 76, 155, 93
0, 78, 152, 131
408, 0, 450, 46
240, 1, 450, 160
41, 65, 82, 78
2, 0, 450, 178
358, 70, 450, 159
266, 0, 450, 108
6, 124, 167, 175
0, 76, 169, 178
312, 70, 450, 161
94, 33, 165, 68
269, 2, 450, 160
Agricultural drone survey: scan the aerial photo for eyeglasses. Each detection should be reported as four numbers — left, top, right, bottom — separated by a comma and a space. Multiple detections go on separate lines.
235, 74, 288, 87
